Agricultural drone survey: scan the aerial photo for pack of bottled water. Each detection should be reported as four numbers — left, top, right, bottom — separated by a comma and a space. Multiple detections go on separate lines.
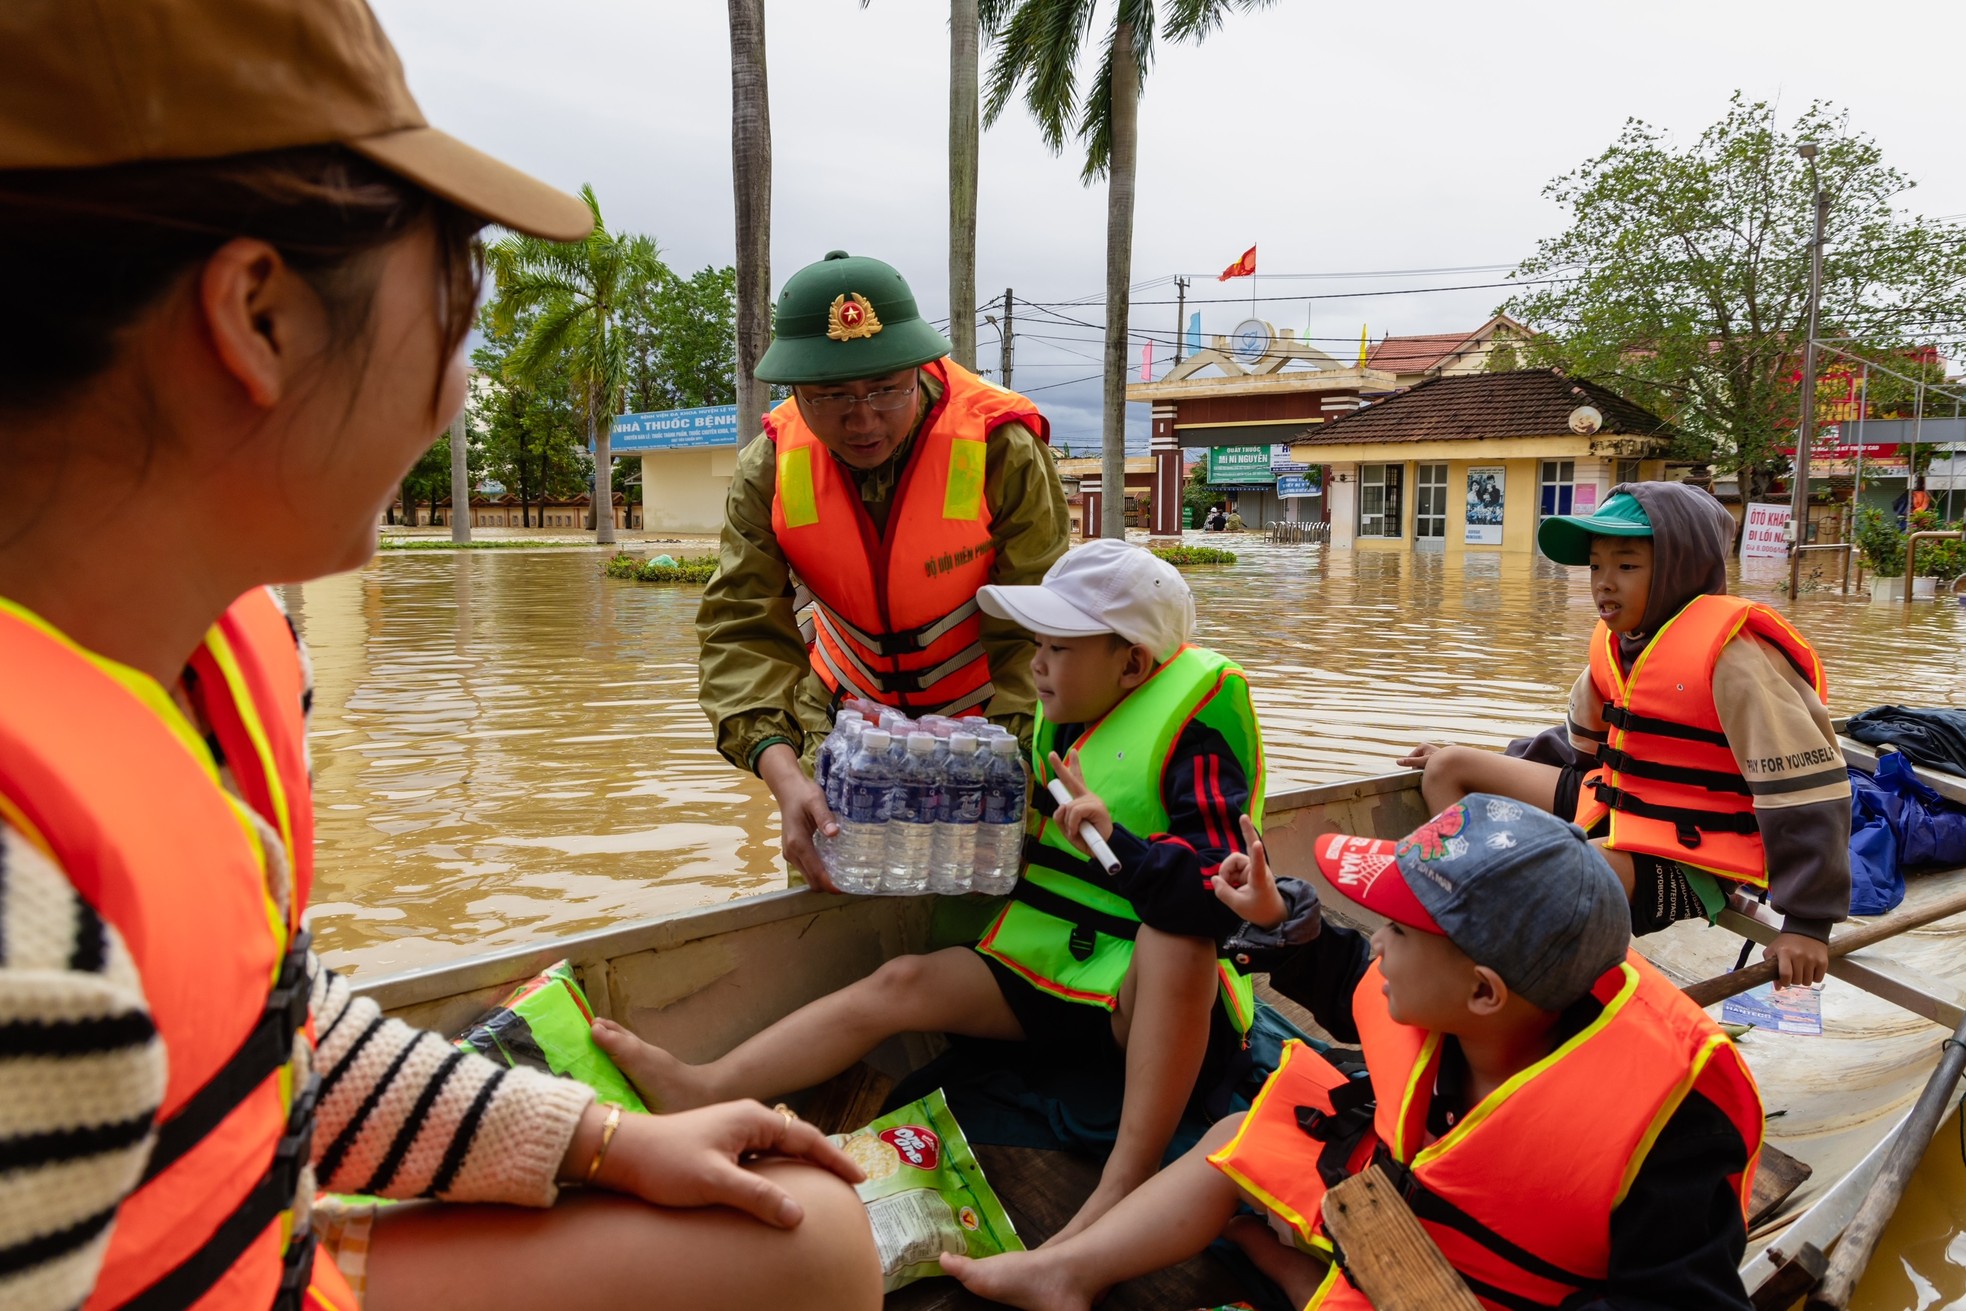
817, 712, 1028, 896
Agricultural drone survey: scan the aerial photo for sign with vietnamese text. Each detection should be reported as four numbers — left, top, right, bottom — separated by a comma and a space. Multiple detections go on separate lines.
1740, 502, 1791, 560
609, 404, 740, 452
1276, 475, 1320, 498
1270, 443, 1311, 474
1206, 445, 1277, 485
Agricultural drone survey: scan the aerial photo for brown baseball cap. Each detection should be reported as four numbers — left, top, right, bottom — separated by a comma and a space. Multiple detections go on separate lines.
0, 0, 593, 243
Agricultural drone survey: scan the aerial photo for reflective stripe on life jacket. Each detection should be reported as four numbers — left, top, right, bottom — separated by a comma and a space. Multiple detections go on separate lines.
0, 589, 354, 1311
1208, 954, 1764, 1310
974, 645, 1265, 1034
1574, 595, 1829, 886
766, 356, 1050, 717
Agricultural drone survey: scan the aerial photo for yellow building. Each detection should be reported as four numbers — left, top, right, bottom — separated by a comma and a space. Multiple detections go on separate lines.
1290, 370, 1674, 556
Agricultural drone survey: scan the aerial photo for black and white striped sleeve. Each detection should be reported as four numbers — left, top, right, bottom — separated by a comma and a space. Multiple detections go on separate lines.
0, 823, 166, 1311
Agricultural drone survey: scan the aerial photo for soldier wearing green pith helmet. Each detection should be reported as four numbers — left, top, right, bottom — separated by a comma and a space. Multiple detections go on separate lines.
697, 251, 1070, 889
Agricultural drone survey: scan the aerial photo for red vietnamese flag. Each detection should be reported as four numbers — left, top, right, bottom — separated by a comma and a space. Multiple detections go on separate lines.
1218, 244, 1257, 281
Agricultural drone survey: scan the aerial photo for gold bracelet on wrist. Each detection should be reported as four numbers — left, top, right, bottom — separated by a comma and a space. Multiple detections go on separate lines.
583, 1104, 623, 1185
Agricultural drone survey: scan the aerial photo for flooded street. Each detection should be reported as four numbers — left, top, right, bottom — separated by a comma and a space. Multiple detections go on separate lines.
294, 538, 1966, 1307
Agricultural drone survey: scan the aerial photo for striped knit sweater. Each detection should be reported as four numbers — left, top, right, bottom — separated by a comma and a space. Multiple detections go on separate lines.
0, 613, 595, 1311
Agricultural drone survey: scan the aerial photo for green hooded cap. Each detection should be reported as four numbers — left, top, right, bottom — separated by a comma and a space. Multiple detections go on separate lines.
753, 250, 953, 384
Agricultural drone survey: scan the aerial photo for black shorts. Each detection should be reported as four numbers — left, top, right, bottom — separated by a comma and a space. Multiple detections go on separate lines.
1628, 855, 1712, 936
1552, 761, 1587, 824
977, 950, 1122, 1061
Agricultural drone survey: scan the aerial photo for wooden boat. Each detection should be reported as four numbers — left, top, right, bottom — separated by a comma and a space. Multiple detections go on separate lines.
353, 741, 1966, 1310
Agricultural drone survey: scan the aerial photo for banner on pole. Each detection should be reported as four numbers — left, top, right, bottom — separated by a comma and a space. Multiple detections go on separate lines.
1740, 502, 1791, 560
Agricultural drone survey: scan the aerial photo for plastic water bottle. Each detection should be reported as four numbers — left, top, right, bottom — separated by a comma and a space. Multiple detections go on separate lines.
973, 736, 1029, 895
930, 734, 985, 894
883, 734, 940, 894
827, 728, 893, 894
816, 712, 864, 809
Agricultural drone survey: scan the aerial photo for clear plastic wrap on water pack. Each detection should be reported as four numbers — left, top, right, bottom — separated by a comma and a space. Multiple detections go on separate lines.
832, 1088, 1023, 1290
819, 713, 1027, 897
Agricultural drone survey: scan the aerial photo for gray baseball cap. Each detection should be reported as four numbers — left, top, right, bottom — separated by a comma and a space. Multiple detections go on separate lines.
1313, 794, 1631, 1011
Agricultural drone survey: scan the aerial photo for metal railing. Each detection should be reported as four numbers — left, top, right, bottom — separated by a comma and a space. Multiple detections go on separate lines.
1905, 531, 1965, 609
1267, 520, 1330, 545
1791, 542, 1855, 594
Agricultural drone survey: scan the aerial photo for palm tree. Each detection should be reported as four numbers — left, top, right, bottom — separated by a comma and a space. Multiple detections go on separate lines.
485, 186, 665, 545
729, 0, 773, 443
980, 0, 1277, 538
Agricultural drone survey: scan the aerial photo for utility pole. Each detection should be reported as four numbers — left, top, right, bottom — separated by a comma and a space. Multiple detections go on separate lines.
1000, 287, 1015, 390
1789, 144, 1828, 600
1173, 276, 1189, 367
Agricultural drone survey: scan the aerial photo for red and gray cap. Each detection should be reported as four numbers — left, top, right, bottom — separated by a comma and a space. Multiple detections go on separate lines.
1314, 795, 1632, 1012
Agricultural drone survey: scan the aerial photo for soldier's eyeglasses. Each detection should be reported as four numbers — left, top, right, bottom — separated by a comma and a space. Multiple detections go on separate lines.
798, 382, 918, 417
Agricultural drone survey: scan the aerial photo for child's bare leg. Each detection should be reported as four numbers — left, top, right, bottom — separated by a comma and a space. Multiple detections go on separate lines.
1048, 926, 1217, 1245
942, 1115, 1246, 1311
364, 1159, 882, 1311
1420, 746, 1562, 816
1590, 839, 1638, 897
593, 947, 1021, 1111
1223, 1214, 1332, 1307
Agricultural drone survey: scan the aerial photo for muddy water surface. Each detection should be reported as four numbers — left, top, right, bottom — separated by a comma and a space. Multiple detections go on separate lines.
294, 538, 1966, 1306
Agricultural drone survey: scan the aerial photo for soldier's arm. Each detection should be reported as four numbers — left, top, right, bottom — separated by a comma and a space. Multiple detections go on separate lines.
980, 422, 1069, 747
696, 433, 814, 773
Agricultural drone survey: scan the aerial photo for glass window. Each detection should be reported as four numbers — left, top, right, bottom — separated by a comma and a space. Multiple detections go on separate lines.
1358, 463, 1404, 538
1415, 463, 1448, 539
1540, 460, 1576, 517
1614, 459, 1641, 486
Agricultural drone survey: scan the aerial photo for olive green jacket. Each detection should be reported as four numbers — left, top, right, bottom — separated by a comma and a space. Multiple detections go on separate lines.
696, 370, 1070, 775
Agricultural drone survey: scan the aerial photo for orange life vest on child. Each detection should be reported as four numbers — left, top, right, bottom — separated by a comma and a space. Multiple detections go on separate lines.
0, 589, 355, 1311
1573, 594, 1829, 886
766, 357, 1049, 718
1209, 954, 1763, 1310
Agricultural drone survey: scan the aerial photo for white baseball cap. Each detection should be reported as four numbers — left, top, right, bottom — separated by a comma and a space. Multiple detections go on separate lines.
977, 539, 1195, 661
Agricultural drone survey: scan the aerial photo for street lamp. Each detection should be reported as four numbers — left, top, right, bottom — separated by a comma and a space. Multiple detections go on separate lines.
1789, 143, 1830, 599
983, 314, 1002, 379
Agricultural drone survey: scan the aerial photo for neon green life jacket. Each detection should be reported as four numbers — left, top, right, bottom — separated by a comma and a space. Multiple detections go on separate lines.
975, 645, 1266, 1035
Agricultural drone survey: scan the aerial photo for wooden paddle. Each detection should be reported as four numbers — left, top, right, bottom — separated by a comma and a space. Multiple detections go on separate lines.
1805, 1012, 1966, 1309
1321, 1165, 1483, 1311
1683, 885, 1966, 1009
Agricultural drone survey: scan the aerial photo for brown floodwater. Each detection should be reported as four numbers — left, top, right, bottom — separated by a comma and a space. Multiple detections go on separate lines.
293, 537, 1966, 1305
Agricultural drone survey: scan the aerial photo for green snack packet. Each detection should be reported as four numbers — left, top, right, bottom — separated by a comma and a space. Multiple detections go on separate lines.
830, 1089, 1022, 1290
451, 960, 648, 1113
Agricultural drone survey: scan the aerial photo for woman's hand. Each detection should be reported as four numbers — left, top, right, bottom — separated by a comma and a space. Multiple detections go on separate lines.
757, 743, 839, 892
1048, 749, 1113, 853
1214, 815, 1287, 929
1766, 932, 1830, 989
1395, 743, 1441, 769
580, 1101, 866, 1229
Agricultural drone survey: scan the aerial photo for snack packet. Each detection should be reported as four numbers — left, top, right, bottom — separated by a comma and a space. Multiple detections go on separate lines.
832, 1089, 1022, 1289
452, 960, 648, 1112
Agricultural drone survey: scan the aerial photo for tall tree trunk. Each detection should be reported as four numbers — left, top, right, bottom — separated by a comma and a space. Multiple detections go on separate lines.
401, 475, 416, 528
449, 409, 471, 542
948, 0, 979, 370
590, 384, 616, 544
729, 0, 773, 442
1100, 21, 1140, 541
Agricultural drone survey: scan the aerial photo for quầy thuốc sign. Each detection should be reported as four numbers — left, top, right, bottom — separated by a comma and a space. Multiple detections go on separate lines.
1207, 445, 1277, 484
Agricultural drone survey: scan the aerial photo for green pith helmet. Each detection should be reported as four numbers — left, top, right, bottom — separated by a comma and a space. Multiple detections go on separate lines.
753, 250, 953, 385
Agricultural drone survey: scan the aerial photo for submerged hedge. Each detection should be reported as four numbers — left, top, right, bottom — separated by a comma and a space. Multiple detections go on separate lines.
604, 552, 719, 583
1150, 544, 1238, 567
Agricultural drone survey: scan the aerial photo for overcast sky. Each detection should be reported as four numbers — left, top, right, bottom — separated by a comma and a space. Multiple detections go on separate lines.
374, 0, 1966, 450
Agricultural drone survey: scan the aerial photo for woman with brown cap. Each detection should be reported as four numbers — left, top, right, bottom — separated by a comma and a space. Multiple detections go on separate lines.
0, 3, 879, 1310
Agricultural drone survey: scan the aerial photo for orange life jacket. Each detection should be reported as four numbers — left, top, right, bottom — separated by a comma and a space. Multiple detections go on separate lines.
1574, 595, 1829, 886
766, 357, 1049, 718
0, 589, 356, 1311
1209, 954, 1763, 1310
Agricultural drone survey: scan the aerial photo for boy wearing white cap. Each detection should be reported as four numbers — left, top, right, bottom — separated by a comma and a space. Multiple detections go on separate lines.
597, 540, 1305, 1237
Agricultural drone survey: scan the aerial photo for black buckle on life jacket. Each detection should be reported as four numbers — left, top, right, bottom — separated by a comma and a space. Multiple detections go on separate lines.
274, 1228, 319, 1311
1296, 1075, 1378, 1188
1674, 821, 1704, 849
1068, 924, 1098, 962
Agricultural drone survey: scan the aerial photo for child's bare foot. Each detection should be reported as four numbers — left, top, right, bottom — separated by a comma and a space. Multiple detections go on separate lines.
590, 1018, 718, 1111
941, 1249, 1094, 1311
1223, 1213, 1330, 1308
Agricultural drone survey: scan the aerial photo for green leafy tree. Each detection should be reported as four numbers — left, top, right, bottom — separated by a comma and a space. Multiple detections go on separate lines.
401, 425, 478, 527
471, 311, 590, 527
485, 186, 664, 543
1502, 95, 1966, 499
980, 0, 1278, 538
623, 264, 739, 413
